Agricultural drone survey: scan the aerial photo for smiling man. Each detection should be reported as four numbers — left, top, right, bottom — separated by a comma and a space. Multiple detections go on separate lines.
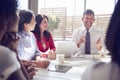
72, 9, 105, 56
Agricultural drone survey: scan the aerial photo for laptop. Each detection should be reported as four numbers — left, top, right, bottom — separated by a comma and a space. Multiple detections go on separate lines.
55, 41, 79, 57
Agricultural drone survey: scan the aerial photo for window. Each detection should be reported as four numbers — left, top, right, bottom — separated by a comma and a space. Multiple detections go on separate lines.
18, 0, 28, 10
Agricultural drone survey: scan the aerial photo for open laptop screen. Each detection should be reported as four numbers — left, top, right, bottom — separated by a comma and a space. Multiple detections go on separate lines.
55, 41, 79, 58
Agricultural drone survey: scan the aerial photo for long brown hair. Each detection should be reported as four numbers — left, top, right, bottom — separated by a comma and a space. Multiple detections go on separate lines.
32, 14, 50, 41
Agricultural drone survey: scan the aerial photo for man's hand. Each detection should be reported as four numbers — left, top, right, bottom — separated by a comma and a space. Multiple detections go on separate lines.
96, 37, 102, 51
77, 36, 85, 48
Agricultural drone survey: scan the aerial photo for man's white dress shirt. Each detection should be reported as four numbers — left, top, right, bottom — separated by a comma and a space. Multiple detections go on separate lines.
72, 26, 105, 56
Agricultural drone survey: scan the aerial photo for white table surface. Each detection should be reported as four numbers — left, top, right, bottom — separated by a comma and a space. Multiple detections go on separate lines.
33, 56, 111, 80
34, 68, 81, 80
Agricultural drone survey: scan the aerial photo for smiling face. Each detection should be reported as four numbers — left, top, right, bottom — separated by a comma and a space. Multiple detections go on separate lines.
25, 15, 36, 32
82, 14, 95, 29
40, 17, 48, 31
29, 16, 36, 31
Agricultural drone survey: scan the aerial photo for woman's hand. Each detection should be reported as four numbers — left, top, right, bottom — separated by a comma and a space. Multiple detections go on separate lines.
48, 50, 56, 60
22, 60, 37, 79
31, 60, 50, 68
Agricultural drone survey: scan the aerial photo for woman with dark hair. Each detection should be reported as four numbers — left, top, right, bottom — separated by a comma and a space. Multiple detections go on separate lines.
82, 0, 120, 80
0, 0, 27, 80
17, 10, 50, 68
17, 10, 40, 61
32, 14, 56, 60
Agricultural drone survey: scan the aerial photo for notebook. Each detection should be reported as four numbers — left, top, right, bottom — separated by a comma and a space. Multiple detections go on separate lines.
48, 64, 72, 73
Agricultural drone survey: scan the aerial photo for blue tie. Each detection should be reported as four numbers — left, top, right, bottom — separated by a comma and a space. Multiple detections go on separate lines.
85, 29, 91, 54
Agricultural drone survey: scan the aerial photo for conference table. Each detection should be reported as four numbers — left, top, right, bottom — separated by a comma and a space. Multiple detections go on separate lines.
33, 55, 111, 80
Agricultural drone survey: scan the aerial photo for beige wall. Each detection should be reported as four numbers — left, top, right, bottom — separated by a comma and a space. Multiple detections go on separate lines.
28, 0, 38, 15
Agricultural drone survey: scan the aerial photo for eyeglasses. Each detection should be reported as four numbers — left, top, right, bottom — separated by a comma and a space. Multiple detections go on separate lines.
6, 32, 19, 41
1, 32, 19, 44
1, 32, 20, 47
1, 32, 19, 43
0, 32, 20, 52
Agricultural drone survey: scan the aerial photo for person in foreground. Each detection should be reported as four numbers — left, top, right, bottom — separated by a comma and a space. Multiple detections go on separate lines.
17, 10, 50, 68
72, 9, 105, 56
0, 0, 27, 80
32, 14, 56, 60
82, 1, 120, 80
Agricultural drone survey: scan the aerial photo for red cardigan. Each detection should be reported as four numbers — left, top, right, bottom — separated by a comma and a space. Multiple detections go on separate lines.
33, 32, 56, 52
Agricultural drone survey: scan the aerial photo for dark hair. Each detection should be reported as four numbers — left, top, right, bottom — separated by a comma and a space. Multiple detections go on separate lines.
33, 14, 50, 41
0, 0, 18, 19
105, 0, 120, 65
43, 15, 49, 22
0, 0, 18, 41
83, 9, 95, 17
18, 10, 34, 32
0, 0, 31, 80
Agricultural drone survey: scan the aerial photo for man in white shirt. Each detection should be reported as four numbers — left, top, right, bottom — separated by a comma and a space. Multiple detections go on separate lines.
72, 9, 105, 56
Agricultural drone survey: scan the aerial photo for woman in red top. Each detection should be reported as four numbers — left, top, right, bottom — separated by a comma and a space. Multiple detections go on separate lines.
32, 14, 56, 60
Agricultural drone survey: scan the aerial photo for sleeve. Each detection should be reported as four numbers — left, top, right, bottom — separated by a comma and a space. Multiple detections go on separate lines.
16, 35, 24, 60
34, 45, 41, 56
49, 33, 56, 52
72, 28, 80, 43
32, 34, 41, 56
0, 46, 21, 80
